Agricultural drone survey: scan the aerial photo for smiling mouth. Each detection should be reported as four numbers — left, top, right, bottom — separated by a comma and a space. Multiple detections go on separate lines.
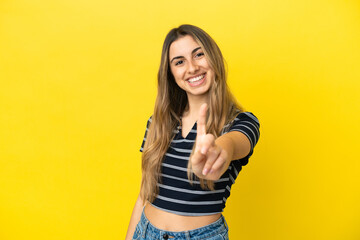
186, 73, 206, 87
187, 73, 205, 83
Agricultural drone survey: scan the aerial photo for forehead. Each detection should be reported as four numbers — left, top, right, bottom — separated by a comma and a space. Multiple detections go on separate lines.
169, 35, 201, 58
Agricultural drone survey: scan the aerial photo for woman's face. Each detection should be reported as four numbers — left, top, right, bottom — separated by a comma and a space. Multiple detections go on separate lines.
169, 35, 214, 99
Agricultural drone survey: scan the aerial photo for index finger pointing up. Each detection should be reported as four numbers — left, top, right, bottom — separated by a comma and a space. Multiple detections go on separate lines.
197, 103, 208, 136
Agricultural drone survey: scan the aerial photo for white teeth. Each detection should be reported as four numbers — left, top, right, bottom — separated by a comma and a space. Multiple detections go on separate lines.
188, 74, 205, 83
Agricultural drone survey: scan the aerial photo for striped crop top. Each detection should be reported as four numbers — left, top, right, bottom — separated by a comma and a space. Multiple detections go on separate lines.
140, 112, 260, 216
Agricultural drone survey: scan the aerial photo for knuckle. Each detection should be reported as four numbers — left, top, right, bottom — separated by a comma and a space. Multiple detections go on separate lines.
216, 147, 221, 154
205, 134, 215, 141
208, 151, 217, 161
211, 165, 219, 171
210, 148, 220, 157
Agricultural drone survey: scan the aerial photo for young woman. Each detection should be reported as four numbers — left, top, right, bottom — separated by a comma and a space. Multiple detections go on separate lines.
125, 24, 260, 240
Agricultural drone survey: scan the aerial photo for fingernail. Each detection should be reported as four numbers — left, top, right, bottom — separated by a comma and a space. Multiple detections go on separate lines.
202, 168, 208, 175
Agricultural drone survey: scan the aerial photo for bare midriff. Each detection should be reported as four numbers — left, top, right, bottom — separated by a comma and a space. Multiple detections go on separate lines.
144, 202, 222, 232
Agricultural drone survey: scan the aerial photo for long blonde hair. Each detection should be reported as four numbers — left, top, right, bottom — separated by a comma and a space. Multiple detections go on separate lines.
140, 24, 244, 203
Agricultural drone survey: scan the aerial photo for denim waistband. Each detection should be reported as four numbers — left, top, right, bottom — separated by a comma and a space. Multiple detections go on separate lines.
137, 207, 228, 240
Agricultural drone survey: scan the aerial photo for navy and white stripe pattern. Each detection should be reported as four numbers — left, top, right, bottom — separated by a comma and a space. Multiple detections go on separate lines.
140, 112, 260, 216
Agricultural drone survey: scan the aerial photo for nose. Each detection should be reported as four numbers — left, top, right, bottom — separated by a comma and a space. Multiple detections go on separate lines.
187, 59, 199, 74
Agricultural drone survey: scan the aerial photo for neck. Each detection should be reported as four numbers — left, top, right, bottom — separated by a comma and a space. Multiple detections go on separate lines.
183, 94, 209, 120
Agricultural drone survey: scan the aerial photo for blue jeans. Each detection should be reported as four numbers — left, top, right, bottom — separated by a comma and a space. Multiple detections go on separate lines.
132, 208, 229, 240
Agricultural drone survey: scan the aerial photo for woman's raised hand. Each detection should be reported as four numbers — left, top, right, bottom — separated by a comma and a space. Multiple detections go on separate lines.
190, 103, 229, 180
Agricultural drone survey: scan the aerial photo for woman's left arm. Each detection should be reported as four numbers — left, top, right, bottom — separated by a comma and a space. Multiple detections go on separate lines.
214, 132, 251, 174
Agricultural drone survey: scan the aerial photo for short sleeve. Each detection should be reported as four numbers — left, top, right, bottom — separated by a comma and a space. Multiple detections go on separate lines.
140, 116, 152, 152
225, 112, 260, 159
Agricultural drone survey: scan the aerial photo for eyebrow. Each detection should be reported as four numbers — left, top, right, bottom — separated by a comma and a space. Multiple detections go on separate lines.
170, 47, 202, 64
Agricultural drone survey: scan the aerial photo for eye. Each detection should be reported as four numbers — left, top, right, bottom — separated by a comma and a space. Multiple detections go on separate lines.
195, 52, 204, 58
175, 60, 184, 66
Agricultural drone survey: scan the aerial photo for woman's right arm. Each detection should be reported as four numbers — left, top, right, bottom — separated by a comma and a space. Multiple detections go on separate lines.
125, 194, 145, 240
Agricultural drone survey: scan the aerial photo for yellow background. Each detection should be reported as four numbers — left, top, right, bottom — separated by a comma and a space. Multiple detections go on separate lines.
1, 0, 359, 239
